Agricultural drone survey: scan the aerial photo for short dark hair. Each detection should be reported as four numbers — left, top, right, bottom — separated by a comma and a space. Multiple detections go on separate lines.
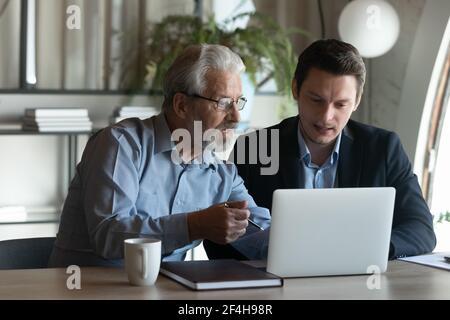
294, 39, 366, 99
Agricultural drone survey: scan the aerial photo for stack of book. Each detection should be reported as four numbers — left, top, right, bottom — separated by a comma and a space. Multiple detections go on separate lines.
22, 108, 92, 132
111, 106, 159, 124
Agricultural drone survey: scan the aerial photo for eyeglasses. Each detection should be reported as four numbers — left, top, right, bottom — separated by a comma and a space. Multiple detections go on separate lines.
183, 93, 247, 112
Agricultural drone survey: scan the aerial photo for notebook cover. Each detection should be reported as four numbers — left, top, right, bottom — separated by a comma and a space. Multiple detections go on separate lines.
160, 259, 283, 291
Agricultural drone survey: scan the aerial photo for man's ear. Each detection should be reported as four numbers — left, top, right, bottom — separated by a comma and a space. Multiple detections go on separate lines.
172, 92, 189, 119
291, 79, 299, 100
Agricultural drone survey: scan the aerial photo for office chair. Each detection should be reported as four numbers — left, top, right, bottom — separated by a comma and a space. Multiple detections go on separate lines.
0, 237, 56, 270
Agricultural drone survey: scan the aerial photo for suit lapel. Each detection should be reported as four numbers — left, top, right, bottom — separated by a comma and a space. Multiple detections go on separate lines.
337, 124, 363, 187
278, 116, 302, 188
280, 154, 302, 188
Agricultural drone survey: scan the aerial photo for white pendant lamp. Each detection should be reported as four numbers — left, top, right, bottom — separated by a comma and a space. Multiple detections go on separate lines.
338, 0, 400, 58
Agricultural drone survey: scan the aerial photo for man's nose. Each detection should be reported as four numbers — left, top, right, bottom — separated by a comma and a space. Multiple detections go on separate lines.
228, 103, 241, 122
320, 104, 335, 122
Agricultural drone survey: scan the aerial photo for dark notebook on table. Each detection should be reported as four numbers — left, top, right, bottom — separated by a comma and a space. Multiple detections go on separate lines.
160, 259, 283, 290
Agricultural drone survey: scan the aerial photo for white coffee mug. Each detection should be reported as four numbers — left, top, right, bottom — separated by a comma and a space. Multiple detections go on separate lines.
124, 238, 161, 286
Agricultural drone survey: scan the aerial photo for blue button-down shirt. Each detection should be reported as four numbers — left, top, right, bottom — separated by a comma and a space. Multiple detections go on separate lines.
51, 113, 270, 266
297, 122, 341, 189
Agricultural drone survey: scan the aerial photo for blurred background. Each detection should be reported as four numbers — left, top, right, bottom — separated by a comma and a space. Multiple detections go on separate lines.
0, 0, 448, 253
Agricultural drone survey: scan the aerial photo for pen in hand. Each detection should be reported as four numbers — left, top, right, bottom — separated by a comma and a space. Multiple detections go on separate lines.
223, 202, 264, 231
247, 217, 264, 231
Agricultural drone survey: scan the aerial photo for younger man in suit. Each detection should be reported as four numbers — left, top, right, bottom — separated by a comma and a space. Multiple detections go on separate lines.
205, 39, 436, 260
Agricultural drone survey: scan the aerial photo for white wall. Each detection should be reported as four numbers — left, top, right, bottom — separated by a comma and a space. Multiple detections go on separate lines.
0, 134, 62, 208
362, 0, 426, 131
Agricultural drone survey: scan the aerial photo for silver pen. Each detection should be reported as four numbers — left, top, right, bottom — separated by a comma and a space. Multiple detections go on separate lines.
223, 202, 264, 230
247, 218, 264, 231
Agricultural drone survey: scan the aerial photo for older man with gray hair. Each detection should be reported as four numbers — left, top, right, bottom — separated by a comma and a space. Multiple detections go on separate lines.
49, 44, 270, 267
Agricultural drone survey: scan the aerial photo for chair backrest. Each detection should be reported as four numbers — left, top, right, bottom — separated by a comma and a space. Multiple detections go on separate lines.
0, 237, 56, 270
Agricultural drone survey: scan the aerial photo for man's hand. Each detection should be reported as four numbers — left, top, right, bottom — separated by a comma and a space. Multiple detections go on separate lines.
187, 200, 250, 244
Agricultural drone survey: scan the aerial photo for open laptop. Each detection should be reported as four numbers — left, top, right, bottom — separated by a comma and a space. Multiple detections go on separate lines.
266, 187, 396, 277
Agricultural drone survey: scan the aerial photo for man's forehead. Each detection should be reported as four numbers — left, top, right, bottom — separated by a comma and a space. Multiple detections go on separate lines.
305, 90, 353, 101
304, 68, 357, 82
205, 69, 239, 81
203, 70, 242, 95
302, 70, 358, 92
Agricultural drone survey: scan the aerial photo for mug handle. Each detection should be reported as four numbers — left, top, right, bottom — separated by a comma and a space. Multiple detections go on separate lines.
140, 248, 148, 279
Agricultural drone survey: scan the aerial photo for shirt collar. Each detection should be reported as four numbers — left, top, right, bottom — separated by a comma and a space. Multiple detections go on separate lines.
297, 120, 342, 166
153, 112, 176, 154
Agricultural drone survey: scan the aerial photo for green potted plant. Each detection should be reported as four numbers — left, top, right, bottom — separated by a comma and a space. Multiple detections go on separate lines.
435, 211, 450, 224
120, 12, 310, 99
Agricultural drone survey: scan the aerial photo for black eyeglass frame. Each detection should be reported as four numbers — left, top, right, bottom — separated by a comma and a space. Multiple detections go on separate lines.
181, 92, 247, 111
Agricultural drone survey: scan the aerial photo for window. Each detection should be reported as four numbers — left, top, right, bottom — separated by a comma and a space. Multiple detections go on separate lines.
424, 50, 450, 252
419, 19, 450, 251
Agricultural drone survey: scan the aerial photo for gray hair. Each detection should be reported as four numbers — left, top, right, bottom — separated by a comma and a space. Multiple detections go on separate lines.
162, 44, 245, 109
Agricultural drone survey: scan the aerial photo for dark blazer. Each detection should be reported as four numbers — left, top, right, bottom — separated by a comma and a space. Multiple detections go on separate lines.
204, 116, 436, 260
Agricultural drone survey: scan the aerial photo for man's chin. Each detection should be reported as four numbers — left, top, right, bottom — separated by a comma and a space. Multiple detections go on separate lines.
311, 135, 338, 146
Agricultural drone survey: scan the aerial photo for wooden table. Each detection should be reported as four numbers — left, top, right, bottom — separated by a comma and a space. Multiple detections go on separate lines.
0, 260, 448, 300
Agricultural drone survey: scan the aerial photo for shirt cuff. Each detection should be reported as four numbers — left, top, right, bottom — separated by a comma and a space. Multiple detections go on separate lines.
159, 212, 191, 254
